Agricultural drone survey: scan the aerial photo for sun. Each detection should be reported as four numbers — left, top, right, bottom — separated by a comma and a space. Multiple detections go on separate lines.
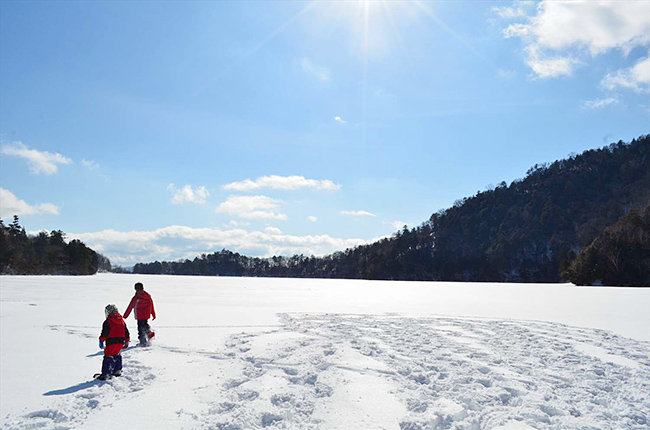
319, 0, 410, 59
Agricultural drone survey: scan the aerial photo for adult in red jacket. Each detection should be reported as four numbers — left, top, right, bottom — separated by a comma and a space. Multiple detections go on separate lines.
98, 304, 130, 380
124, 282, 156, 345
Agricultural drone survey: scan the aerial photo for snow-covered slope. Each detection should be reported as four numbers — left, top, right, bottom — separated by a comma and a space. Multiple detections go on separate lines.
1, 274, 648, 429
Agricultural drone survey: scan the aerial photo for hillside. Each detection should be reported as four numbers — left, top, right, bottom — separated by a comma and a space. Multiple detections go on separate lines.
134, 135, 650, 285
563, 204, 650, 286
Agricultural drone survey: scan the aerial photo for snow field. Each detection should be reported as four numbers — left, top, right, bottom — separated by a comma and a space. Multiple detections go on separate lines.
1, 274, 649, 429
168, 313, 649, 430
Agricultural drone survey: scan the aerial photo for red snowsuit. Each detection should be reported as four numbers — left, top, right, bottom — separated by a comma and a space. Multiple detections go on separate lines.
123, 290, 156, 321
99, 313, 130, 356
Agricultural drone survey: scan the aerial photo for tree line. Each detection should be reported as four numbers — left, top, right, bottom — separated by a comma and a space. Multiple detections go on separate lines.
6, 135, 645, 285
134, 136, 649, 286
0, 216, 107, 275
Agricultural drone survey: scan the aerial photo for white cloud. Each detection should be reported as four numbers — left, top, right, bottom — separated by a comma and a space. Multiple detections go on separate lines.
167, 184, 210, 205
499, 1, 650, 79
524, 45, 576, 78
341, 210, 376, 217
69, 225, 369, 266
300, 57, 331, 82
493, 1, 535, 19
502, 1, 650, 54
0, 188, 60, 219
307, 216, 318, 222
35, 203, 60, 215
265, 227, 283, 235
216, 195, 287, 220
81, 159, 100, 170
582, 97, 619, 110
600, 54, 650, 93
527, 57, 575, 78
390, 221, 409, 230
223, 175, 341, 192
1, 142, 72, 175
334, 116, 347, 124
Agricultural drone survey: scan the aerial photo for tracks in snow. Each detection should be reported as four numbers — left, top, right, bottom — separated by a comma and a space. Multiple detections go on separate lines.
5, 315, 649, 430
196, 314, 650, 430
3, 325, 156, 430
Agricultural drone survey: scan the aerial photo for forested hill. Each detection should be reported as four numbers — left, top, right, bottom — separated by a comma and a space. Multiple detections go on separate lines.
134, 135, 650, 285
0, 216, 109, 275
563, 204, 650, 286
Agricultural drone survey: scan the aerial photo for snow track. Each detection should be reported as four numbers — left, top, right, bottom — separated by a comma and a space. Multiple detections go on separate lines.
3, 314, 649, 430
194, 314, 649, 430
3, 345, 156, 430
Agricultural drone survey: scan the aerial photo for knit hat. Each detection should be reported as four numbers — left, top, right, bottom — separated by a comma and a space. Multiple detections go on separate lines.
104, 304, 119, 317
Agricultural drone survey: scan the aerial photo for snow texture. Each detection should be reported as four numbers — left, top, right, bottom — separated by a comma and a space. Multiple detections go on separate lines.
1, 274, 648, 429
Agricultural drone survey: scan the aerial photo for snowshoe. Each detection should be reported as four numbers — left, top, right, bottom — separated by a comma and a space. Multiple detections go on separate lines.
93, 373, 109, 381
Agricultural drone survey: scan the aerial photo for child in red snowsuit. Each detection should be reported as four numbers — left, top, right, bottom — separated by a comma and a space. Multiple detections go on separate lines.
98, 304, 130, 380
124, 282, 156, 346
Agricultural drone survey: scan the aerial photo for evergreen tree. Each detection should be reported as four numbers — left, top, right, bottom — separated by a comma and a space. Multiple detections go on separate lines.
563, 205, 650, 286
0, 217, 103, 275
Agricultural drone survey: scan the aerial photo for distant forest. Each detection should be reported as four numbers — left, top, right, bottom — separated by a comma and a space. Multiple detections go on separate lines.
0, 216, 108, 275
134, 135, 650, 286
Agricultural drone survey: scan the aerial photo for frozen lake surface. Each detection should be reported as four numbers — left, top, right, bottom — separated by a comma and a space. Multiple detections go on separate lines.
1, 274, 648, 429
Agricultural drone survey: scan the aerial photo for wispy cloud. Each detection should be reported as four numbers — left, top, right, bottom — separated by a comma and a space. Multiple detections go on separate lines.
522, 45, 576, 79
497, 69, 518, 79
492, 1, 535, 19
167, 184, 210, 205
81, 159, 100, 170
334, 116, 347, 124
307, 216, 318, 222
499, 1, 650, 81
1, 142, 72, 175
341, 210, 376, 217
0, 188, 60, 219
223, 175, 341, 192
69, 225, 369, 266
216, 195, 287, 220
300, 57, 331, 82
600, 54, 650, 93
582, 97, 619, 110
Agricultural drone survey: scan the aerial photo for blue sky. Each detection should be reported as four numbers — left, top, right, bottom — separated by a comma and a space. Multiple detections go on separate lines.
1, 0, 649, 266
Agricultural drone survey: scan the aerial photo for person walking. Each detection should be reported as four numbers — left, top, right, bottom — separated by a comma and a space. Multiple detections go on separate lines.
97, 304, 130, 380
124, 282, 156, 346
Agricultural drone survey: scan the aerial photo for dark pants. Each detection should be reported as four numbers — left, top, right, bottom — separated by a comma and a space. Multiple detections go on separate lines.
101, 353, 122, 377
137, 319, 151, 345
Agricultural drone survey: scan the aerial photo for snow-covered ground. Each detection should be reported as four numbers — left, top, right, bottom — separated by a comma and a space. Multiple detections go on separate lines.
1, 274, 648, 429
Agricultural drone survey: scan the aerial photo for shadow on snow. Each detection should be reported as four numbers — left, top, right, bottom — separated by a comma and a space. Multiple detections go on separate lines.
43, 380, 99, 396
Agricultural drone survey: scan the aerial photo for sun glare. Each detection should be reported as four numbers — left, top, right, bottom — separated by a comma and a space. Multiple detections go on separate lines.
318, 0, 428, 60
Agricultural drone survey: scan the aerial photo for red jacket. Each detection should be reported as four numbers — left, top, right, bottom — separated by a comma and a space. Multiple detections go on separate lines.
99, 313, 130, 356
124, 290, 156, 321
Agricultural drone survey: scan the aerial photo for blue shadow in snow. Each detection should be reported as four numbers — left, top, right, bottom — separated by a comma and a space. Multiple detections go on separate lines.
86, 350, 103, 357
44, 380, 99, 396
